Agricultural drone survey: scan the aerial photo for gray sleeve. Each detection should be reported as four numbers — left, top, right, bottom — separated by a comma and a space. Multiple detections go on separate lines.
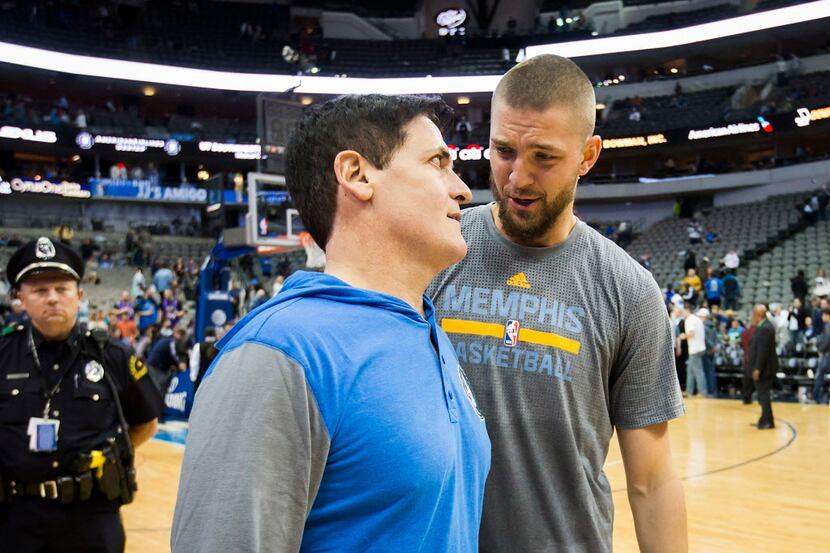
171, 342, 330, 553
610, 277, 685, 429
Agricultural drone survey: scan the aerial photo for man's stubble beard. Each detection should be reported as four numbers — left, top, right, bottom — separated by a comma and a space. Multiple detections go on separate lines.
490, 172, 577, 245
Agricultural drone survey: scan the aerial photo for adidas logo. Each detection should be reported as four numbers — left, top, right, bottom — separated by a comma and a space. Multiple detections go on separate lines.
506, 272, 531, 289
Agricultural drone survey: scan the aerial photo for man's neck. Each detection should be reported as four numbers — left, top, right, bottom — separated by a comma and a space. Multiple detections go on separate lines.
325, 237, 433, 317
33, 323, 75, 344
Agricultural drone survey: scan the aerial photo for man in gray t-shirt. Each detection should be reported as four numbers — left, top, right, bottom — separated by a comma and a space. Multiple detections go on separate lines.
429, 54, 687, 552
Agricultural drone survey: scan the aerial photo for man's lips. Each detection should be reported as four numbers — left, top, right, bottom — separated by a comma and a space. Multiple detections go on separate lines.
508, 197, 540, 210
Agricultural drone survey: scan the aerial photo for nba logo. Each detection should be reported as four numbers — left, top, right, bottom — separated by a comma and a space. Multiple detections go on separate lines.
504, 320, 520, 347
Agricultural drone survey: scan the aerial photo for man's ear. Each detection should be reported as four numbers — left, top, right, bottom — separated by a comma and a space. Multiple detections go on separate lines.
334, 150, 373, 202
578, 135, 602, 177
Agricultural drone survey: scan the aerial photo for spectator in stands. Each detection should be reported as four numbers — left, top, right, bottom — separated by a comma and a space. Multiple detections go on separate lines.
813, 308, 830, 404
638, 252, 652, 272
162, 288, 185, 328
704, 268, 723, 307
817, 184, 829, 221
771, 303, 791, 351
683, 268, 702, 295
615, 220, 632, 249
135, 324, 158, 361
722, 270, 741, 311
803, 316, 817, 343
700, 308, 719, 397
146, 326, 189, 393
812, 297, 829, 335
116, 312, 139, 347
683, 249, 697, 272
153, 264, 176, 293
4, 298, 28, 329
788, 297, 807, 350
671, 305, 687, 392
98, 252, 113, 269
681, 303, 708, 397
79, 238, 98, 262
727, 318, 744, 343
686, 220, 702, 244
813, 268, 830, 299
137, 289, 161, 334
698, 256, 711, 283
455, 115, 472, 143
801, 198, 817, 224
132, 267, 146, 298
628, 107, 641, 122
113, 290, 135, 319
790, 269, 809, 304
722, 248, 740, 270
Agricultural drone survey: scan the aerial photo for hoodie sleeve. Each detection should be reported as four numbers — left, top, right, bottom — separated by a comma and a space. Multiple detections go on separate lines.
171, 341, 330, 553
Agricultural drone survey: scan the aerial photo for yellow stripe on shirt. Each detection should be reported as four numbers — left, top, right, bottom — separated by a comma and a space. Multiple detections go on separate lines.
441, 319, 581, 355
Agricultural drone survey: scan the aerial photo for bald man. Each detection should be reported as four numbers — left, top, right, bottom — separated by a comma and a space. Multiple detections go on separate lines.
429, 54, 687, 553
748, 305, 778, 429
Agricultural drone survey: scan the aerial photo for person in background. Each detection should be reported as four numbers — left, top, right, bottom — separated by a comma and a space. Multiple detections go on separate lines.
748, 305, 778, 429
812, 308, 830, 404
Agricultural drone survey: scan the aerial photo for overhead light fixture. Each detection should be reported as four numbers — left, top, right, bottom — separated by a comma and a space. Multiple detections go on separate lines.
142, 86, 156, 97
596, 103, 606, 110
457, 96, 471, 105
670, 67, 679, 74
300, 96, 313, 106
197, 169, 210, 180
0, 2, 824, 96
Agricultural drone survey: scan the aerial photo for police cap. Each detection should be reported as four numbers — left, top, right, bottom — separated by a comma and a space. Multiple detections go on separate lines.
6, 237, 85, 286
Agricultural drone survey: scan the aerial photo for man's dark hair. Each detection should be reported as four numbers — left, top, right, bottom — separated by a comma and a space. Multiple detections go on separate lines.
822, 307, 830, 318
285, 94, 452, 249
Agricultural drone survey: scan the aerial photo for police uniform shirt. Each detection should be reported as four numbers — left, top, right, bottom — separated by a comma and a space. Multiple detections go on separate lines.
0, 325, 163, 483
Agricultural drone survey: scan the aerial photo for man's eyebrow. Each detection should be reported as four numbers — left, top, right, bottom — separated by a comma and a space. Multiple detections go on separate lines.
425, 145, 452, 161
491, 137, 566, 154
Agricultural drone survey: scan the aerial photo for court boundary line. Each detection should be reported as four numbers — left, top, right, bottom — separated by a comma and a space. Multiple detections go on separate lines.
611, 407, 798, 493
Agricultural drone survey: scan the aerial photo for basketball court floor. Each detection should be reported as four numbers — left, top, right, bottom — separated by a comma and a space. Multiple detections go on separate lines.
123, 399, 830, 552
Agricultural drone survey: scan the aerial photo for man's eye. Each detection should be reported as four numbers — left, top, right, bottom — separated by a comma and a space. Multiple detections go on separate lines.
496, 147, 513, 155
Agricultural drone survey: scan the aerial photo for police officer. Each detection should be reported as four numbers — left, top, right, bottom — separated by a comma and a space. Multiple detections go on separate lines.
0, 237, 163, 552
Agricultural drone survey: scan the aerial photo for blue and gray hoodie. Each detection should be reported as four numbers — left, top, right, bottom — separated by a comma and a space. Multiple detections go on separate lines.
172, 271, 490, 553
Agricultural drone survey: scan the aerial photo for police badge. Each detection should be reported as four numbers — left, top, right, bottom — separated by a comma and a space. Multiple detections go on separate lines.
35, 237, 57, 260
84, 360, 105, 383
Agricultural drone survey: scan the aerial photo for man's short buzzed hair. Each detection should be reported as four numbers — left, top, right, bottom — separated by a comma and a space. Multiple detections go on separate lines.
493, 54, 596, 138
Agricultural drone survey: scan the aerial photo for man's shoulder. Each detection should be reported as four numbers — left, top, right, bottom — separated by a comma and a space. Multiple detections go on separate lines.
0, 325, 26, 354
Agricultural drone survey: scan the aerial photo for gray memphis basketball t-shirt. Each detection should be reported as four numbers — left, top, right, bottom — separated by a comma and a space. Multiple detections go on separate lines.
428, 204, 684, 553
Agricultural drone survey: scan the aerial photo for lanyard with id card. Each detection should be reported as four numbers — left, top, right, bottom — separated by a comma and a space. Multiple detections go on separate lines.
27, 417, 60, 452
26, 328, 81, 453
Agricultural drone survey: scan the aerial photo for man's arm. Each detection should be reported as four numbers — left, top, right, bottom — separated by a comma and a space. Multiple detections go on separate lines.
618, 423, 688, 553
129, 419, 157, 448
171, 342, 330, 553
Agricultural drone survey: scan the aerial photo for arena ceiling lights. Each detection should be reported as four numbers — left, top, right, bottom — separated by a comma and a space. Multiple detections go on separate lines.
525, 0, 830, 59
0, 0, 827, 95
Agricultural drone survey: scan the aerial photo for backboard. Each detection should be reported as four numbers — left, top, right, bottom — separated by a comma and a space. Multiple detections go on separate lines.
245, 171, 304, 249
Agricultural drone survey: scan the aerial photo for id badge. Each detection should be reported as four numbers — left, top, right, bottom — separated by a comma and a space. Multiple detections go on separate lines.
27, 417, 60, 452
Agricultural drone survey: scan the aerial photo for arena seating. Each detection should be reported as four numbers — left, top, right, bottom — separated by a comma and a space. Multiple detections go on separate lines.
601, 86, 735, 137
626, 4, 740, 33
626, 190, 811, 296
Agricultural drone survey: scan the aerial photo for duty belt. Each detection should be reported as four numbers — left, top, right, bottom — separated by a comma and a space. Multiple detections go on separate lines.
7, 471, 94, 504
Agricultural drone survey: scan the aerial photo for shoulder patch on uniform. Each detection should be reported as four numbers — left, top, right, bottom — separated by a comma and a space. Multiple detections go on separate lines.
0, 325, 26, 337
130, 355, 148, 381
